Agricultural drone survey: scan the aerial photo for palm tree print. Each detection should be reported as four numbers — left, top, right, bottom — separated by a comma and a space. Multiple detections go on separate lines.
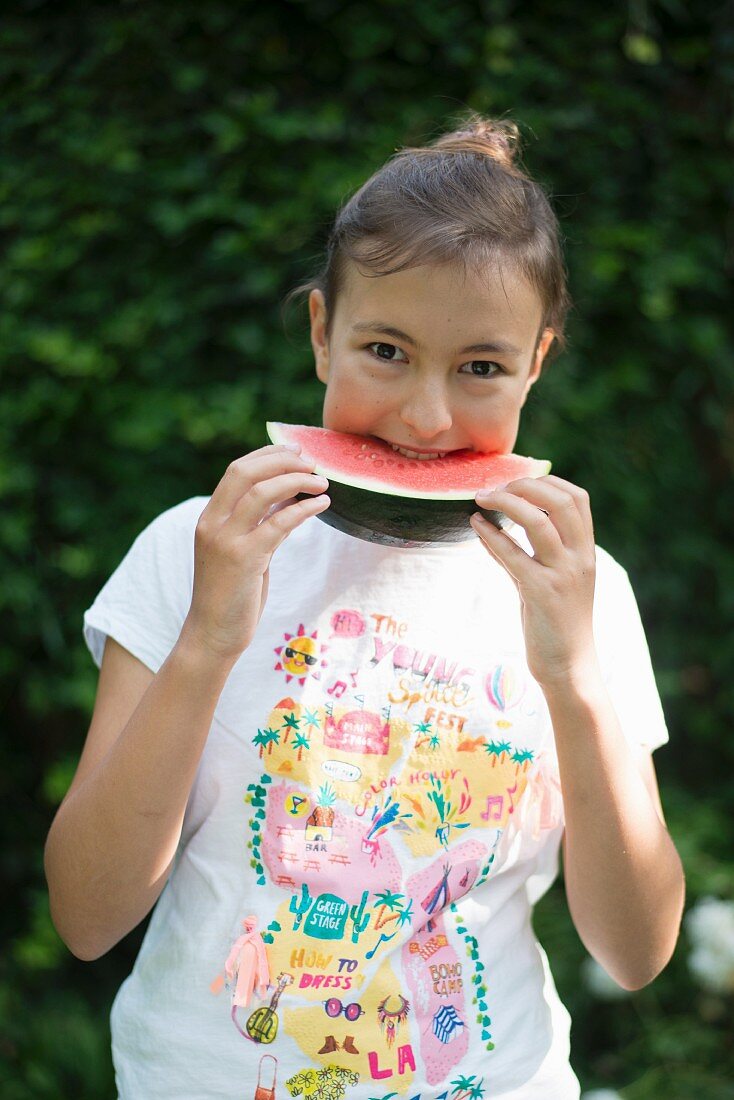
291, 730, 311, 762
396, 897, 414, 928
450, 1075, 476, 1100
302, 707, 321, 734
262, 727, 280, 755
372, 889, 405, 930
365, 891, 408, 962
483, 740, 503, 767
413, 719, 434, 749
252, 728, 269, 758
281, 711, 300, 745
450, 1075, 485, 1100
511, 747, 534, 774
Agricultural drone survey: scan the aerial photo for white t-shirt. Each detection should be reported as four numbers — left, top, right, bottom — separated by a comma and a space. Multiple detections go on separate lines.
82, 497, 669, 1100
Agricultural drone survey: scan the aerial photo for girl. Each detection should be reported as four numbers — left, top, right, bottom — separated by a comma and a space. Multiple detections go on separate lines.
44, 113, 685, 1099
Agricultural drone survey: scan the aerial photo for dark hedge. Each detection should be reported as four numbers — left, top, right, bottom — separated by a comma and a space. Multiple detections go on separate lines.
1, 1, 732, 1096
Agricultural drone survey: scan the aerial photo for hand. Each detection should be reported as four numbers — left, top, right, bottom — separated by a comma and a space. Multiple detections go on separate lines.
471, 474, 598, 690
180, 444, 330, 665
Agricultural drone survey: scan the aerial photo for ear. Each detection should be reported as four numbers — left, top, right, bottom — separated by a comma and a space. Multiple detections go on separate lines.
522, 327, 555, 403
309, 289, 330, 385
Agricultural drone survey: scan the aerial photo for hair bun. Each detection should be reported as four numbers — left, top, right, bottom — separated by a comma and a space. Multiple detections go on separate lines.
432, 115, 520, 170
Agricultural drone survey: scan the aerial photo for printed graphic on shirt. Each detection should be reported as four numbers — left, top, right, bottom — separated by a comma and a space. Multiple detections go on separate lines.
286, 1063, 359, 1100
214, 609, 561, 1096
274, 623, 330, 685
367, 1076, 487, 1100
330, 609, 367, 640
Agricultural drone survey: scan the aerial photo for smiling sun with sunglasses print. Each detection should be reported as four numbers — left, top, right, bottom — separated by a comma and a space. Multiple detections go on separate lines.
274, 625, 328, 685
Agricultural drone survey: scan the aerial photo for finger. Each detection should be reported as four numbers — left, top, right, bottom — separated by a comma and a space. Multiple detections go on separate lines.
474, 487, 564, 563
477, 478, 587, 553
542, 474, 595, 543
202, 449, 319, 524
251, 443, 302, 457
229, 471, 330, 532
249, 492, 331, 555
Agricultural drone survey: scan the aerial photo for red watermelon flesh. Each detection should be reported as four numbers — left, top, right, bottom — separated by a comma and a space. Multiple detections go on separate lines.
266, 423, 550, 497
265, 422, 552, 546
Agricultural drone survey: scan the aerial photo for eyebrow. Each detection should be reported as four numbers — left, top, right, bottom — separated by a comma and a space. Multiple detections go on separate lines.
351, 321, 523, 357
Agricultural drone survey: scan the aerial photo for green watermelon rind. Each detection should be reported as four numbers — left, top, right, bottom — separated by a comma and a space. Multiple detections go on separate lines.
265, 421, 552, 546
266, 422, 551, 500
302, 483, 514, 546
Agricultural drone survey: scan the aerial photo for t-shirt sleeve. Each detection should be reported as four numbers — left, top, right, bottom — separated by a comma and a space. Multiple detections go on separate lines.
593, 548, 669, 752
82, 497, 206, 674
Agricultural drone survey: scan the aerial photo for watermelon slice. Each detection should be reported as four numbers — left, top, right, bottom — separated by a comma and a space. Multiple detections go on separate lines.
266, 422, 551, 547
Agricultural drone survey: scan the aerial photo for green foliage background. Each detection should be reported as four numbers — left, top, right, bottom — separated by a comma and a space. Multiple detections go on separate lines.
2, 1, 732, 1096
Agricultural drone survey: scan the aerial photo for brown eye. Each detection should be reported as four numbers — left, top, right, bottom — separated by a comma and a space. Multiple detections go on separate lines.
461, 361, 503, 377
367, 342, 407, 362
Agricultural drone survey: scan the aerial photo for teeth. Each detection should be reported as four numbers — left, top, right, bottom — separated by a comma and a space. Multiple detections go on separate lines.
390, 444, 446, 459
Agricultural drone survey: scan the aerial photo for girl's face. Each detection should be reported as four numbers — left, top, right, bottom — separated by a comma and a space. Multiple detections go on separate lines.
309, 259, 555, 456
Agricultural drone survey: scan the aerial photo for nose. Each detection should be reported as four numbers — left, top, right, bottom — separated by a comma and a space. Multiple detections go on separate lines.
399, 379, 453, 440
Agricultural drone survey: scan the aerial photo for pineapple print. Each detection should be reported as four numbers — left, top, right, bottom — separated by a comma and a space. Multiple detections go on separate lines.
304, 782, 336, 842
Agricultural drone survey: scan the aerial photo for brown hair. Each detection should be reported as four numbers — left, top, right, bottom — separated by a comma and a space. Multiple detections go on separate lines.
282, 111, 572, 365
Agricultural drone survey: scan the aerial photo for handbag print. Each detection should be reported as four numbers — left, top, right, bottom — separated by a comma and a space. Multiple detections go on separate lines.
254, 1053, 277, 1100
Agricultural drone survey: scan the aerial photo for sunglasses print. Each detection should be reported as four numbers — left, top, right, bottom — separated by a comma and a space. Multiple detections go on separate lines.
323, 997, 364, 1022
284, 647, 317, 666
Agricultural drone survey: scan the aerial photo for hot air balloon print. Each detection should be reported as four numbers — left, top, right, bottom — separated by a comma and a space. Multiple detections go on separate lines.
484, 664, 525, 713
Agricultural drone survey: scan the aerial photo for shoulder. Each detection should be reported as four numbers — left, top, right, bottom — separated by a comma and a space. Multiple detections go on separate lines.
591, 543, 655, 653
119, 497, 211, 569
592, 544, 651, 608
507, 524, 629, 578
509, 526, 634, 604
594, 542, 629, 582
592, 542, 638, 610
140, 496, 210, 539
160, 495, 210, 526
